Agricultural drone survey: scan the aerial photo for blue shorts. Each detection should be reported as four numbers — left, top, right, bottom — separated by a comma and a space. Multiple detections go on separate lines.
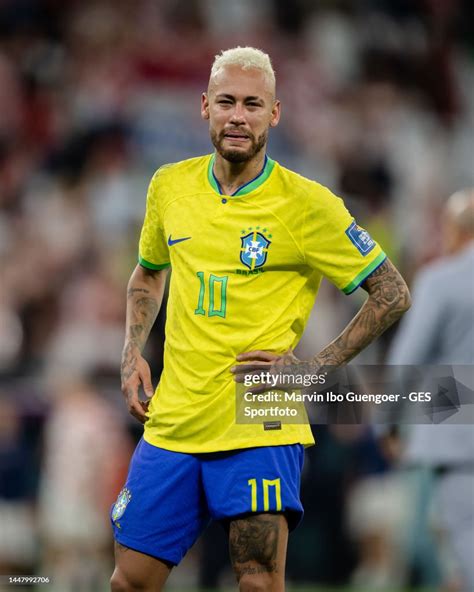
110, 438, 304, 565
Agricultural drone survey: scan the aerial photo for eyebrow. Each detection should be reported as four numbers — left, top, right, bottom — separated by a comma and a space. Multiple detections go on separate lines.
215, 93, 264, 103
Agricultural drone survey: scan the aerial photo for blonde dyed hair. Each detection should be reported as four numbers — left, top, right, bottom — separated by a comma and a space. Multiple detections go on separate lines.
210, 46, 276, 89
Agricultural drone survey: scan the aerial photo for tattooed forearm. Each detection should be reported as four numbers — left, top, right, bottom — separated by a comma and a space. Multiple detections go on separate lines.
312, 259, 411, 368
121, 341, 138, 382
125, 268, 161, 352
121, 293, 159, 385
126, 295, 159, 352
120, 266, 168, 395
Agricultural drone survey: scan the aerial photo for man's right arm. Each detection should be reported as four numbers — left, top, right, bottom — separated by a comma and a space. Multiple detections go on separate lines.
121, 264, 169, 423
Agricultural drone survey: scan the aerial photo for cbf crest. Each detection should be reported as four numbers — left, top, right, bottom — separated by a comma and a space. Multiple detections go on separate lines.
240, 228, 272, 271
112, 487, 132, 522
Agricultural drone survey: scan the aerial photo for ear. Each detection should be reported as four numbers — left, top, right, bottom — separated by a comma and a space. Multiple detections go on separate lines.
269, 99, 281, 127
201, 92, 210, 120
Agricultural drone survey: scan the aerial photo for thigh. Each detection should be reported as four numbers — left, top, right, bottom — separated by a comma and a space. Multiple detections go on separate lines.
110, 438, 209, 567
229, 513, 288, 590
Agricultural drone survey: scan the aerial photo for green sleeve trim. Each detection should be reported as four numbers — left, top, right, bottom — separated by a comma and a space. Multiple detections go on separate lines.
138, 256, 170, 270
342, 252, 387, 294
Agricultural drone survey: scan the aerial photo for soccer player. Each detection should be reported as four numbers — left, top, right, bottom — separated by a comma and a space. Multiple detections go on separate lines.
110, 47, 411, 592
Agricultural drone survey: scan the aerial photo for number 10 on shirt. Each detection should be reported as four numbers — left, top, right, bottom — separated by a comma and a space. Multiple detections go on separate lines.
195, 272, 228, 317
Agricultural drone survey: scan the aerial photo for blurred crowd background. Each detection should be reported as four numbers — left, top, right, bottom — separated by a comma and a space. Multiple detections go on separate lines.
0, 0, 473, 590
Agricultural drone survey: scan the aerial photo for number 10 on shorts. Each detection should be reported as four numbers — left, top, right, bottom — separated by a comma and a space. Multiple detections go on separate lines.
248, 478, 282, 512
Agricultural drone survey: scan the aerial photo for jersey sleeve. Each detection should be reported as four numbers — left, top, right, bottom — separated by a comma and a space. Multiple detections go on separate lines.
138, 170, 170, 270
302, 184, 386, 294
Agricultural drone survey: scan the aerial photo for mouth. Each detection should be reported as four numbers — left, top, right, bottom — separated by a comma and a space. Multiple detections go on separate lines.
223, 131, 250, 142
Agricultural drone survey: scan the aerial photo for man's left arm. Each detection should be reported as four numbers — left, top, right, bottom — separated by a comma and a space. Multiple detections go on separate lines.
310, 258, 411, 368
233, 258, 411, 377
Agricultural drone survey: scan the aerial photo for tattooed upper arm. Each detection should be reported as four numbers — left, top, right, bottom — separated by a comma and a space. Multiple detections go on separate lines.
361, 258, 411, 312
311, 259, 411, 369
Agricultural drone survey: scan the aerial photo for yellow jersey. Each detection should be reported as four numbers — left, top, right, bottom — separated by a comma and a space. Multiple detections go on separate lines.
139, 154, 386, 453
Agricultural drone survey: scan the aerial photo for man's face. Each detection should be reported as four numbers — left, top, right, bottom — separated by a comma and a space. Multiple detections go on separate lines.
201, 65, 280, 163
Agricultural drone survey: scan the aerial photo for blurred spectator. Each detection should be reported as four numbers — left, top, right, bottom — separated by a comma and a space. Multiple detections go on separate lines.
45, 262, 125, 377
347, 468, 410, 589
388, 189, 474, 591
38, 377, 132, 592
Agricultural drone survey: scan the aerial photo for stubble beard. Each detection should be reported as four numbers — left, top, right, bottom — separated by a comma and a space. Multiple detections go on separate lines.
210, 127, 268, 164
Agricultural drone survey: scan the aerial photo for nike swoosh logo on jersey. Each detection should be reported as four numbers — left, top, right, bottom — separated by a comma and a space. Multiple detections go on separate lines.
168, 235, 192, 246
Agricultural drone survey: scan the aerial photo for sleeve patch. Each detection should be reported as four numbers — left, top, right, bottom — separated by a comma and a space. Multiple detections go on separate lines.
345, 221, 375, 256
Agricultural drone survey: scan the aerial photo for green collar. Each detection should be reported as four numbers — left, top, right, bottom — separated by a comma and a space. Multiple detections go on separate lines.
207, 153, 275, 197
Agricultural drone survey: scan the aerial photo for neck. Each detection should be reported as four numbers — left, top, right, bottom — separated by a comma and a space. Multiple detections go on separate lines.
213, 150, 266, 196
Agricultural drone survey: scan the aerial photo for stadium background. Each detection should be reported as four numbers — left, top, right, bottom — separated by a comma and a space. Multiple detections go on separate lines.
0, 0, 472, 590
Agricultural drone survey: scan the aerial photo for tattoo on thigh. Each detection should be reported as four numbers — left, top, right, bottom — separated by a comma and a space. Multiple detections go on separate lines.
229, 515, 279, 569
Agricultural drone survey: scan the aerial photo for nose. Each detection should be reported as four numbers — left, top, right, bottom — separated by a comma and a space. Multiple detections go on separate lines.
230, 103, 246, 125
